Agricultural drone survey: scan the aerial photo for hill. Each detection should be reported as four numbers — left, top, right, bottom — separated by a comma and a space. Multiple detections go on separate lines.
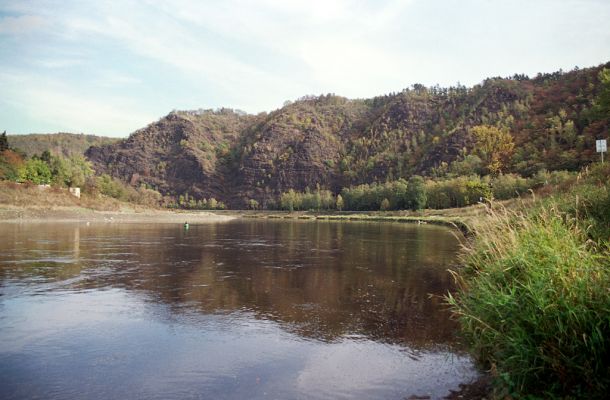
8, 132, 119, 158
86, 62, 610, 208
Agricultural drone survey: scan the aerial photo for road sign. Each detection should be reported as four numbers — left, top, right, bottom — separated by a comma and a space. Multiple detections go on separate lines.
597, 139, 607, 163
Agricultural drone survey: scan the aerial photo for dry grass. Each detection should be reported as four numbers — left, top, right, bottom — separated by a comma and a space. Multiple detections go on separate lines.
0, 181, 142, 212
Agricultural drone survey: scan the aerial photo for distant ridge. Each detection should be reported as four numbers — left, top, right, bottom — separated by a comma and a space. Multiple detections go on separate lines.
8, 132, 119, 158
81, 62, 610, 208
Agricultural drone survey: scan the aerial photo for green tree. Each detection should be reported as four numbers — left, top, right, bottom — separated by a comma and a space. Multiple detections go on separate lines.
20, 158, 52, 184
471, 125, 514, 175
406, 175, 427, 210
248, 199, 259, 210
594, 68, 610, 119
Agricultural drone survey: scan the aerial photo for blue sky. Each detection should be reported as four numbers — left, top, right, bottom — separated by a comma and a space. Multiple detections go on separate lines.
1, 0, 609, 137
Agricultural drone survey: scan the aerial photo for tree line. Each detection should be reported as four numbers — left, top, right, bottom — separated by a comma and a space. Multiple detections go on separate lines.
274, 170, 574, 212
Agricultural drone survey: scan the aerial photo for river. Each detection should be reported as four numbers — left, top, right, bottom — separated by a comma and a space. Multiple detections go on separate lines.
0, 219, 477, 399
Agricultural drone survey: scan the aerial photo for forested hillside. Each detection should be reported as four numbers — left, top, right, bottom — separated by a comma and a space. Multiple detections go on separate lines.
8, 133, 118, 158
79, 62, 609, 208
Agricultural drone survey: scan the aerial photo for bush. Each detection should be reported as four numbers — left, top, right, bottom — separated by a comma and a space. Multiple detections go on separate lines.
448, 208, 610, 398
491, 173, 530, 200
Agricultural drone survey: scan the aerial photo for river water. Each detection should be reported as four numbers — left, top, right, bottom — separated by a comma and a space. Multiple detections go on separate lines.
0, 220, 477, 399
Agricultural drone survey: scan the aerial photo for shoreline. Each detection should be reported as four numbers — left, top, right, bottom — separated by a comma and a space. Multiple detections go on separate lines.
0, 205, 473, 233
0, 205, 237, 224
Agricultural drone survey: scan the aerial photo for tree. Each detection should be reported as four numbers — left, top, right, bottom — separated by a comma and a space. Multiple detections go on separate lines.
594, 68, 610, 119
20, 158, 51, 184
471, 125, 514, 175
0, 149, 25, 181
336, 194, 344, 211
380, 198, 390, 211
406, 175, 427, 210
0, 131, 8, 152
248, 199, 259, 210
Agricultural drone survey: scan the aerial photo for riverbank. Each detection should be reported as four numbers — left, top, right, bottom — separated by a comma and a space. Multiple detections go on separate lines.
227, 201, 506, 235
0, 204, 236, 223
0, 181, 235, 223
447, 163, 610, 399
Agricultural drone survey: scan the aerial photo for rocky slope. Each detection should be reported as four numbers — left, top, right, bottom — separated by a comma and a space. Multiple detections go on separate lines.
86, 63, 610, 208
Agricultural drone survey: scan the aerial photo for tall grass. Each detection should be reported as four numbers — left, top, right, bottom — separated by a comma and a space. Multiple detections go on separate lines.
448, 201, 610, 398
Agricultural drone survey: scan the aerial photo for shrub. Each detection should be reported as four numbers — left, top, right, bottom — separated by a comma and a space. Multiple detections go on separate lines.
491, 173, 530, 200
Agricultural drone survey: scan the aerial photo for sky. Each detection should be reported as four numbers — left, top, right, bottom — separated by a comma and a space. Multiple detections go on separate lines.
1, 0, 609, 137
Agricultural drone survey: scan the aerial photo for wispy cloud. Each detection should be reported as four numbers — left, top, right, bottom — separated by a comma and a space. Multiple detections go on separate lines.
1, 0, 609, 136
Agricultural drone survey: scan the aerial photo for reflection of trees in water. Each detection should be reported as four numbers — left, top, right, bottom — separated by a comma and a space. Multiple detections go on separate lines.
0, 221, 461, 348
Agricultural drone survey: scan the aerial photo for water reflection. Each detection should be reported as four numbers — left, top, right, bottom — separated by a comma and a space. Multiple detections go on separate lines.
0, 220, 476, 399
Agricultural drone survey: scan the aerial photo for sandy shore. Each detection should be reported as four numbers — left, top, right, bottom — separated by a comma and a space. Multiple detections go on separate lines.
0, 205, 237, 224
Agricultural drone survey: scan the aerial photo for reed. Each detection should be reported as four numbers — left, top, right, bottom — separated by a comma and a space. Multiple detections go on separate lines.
448, 195, 610, 398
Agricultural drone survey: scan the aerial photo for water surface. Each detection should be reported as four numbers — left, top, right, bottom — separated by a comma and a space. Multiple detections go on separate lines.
0, 220, 477, 399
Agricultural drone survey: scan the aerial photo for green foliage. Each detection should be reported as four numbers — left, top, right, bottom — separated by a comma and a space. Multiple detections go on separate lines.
593, 68, 610, 119
426, 176, 491, 209
50, 155, 94, 188
248, 199, 259, 210
279, 187, 335, 211
448, 164, 610, 398
449, 209, 610, 398
340, 179, 407, 211
490, 173, 530, 200
405, 175, 427, 210
335, 194, 344, 211
98, 174, 130, 199
20, 158, 52, 184
449, 155, 483, 176
471, 125, 514, 175
379, 198, 390, 211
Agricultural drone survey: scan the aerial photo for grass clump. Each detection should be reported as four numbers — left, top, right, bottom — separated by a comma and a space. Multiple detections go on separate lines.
448, 204, 610, 399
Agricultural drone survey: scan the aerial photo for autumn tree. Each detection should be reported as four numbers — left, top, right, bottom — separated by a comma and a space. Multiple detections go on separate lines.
0, 150, 25, 181
471, 125, 514, 175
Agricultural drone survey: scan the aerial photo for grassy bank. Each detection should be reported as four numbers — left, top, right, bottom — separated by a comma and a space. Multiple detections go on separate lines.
447, 163, 610, 399
233, 202, 500, 234
0, 181, 234, 223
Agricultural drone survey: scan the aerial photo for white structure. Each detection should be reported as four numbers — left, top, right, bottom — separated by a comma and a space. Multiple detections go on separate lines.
597, 139, 607, 163
69, 187, 81, 198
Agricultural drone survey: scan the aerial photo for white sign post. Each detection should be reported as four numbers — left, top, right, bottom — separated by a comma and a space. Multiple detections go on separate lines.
597, 139, 607, 164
